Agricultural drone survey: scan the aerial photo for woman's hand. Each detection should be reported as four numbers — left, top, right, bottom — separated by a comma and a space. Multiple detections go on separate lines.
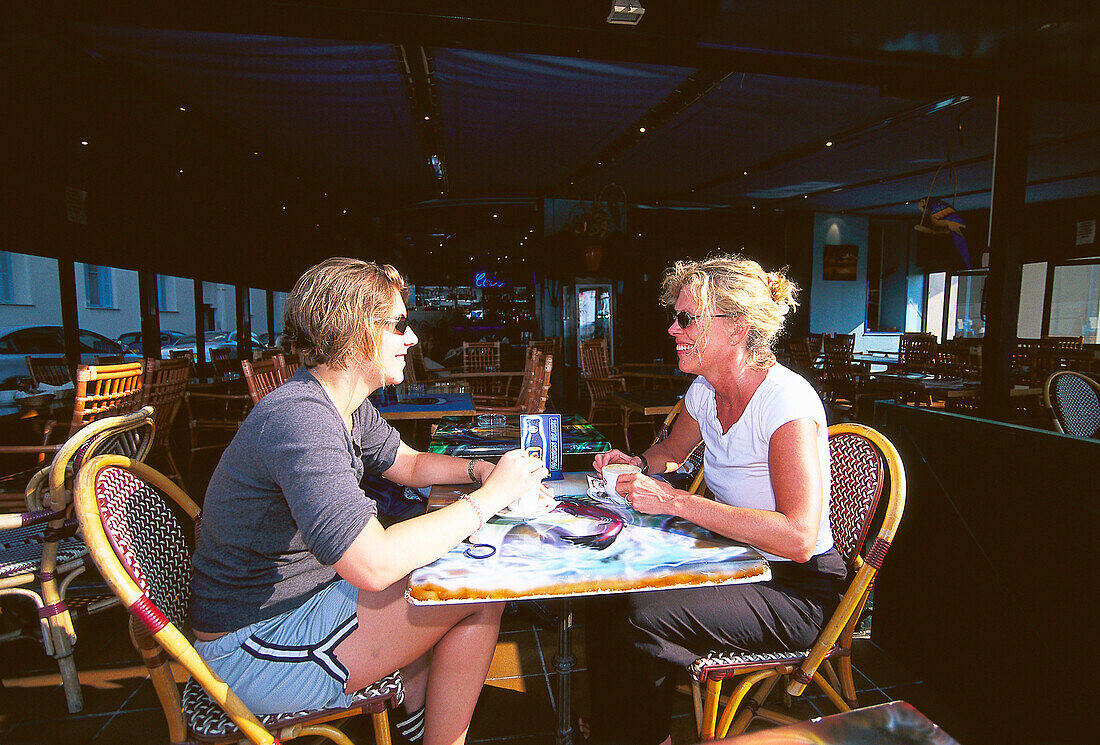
617, 472, 681, 516
592, 448, 644, 472
480, 449, 549, 510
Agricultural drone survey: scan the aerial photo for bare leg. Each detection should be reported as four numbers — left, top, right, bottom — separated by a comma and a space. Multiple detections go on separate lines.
335, 579, 504, 745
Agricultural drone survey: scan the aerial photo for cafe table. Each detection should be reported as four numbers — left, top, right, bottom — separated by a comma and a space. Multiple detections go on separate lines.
870, 372, 1042, 403
709, 700, 959, 744
607, 389, 683, 451
371, 388, 476, 421
410, 472, 771, 745
427, 413, 611, 464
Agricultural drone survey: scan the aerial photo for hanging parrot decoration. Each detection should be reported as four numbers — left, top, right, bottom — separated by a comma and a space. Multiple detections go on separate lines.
915, 198, 970, 268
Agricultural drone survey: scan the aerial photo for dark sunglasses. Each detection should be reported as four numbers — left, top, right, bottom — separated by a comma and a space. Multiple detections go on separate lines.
669, 310, 730, 329
379, 316, 411, 334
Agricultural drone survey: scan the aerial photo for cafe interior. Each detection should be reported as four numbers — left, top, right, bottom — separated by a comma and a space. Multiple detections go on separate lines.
1, 3, 1097, 744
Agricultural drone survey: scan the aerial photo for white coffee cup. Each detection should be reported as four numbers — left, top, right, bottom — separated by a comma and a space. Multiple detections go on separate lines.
601, 462, 641, 498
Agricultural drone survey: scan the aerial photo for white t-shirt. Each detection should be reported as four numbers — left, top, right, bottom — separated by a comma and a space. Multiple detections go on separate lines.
683, 363, 832, 562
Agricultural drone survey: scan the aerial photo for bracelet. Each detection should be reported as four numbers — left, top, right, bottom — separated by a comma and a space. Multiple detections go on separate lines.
467, 459, 482, 483
636, 454, 650, 475
459, 494, 485, 531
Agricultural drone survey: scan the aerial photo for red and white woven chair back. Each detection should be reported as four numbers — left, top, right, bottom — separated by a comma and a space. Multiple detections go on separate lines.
828, 430, 885, 563
94, 465, 192, 630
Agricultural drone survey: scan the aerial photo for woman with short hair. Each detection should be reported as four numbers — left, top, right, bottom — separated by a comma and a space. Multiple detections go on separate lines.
191, 257, 548, 745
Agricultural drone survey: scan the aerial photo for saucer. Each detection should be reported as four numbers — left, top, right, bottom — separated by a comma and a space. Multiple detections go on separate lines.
499, 499, 557, 520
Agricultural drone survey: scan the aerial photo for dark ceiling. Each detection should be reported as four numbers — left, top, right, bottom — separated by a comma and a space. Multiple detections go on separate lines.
3, 2, 1099, 286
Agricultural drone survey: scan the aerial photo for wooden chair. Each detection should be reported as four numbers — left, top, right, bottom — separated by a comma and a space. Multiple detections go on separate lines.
819, 334, 866, 415
898, 332, 937, 374
690, 423, 906, 739
1044, 370, 1100, 438
25, 355, 71, 387
651, 399, 705, 495
579, 338, 627, 428
462, 341, 503, 396
73, 455, 403, 745
183, 387, 252, 471
806, 333, 825, 368
278, 352, 301, 380
209, 346, 237, 378
1, 408, 155, 713
142, 358, 191, 485
241, 356, 284, 405
475, 349, 553, 415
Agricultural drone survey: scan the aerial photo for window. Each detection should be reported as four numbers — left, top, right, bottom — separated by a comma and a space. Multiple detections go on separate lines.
157, 274, 178, 312
1049, 260, 1100, 343
84, 264, 114, 308
0, 252, 13, 304
866, 220, 910, 332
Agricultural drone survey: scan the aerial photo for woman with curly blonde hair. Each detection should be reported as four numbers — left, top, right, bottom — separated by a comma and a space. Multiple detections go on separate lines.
585, 254, 845, 745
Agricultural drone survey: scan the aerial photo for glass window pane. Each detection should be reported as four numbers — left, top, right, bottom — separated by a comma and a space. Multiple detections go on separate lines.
1050, 263, 1100, 343
1017, 262, 1047, 339
155, 275, 195, 357
951, 273, 986, 339
925, 272, 946, 341
76, 262, 139, 348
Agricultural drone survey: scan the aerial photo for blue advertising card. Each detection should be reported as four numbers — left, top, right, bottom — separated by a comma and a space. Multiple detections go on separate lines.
520, 413, 562, 479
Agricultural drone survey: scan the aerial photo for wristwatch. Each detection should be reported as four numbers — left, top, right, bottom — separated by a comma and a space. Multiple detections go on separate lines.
636, 454, 649, 475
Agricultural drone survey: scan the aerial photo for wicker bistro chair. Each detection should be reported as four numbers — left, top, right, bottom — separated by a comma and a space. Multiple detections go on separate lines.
475, 349, 553, 415
579, 338, 627, 429
689, 423, 906, 740
209, 346, 238, 379
0, 361, 146, 503
73, 455, 403, 745
1044, 370, 1100, 438
26, 355, 71, 387
240, 356, 284, 405
0, 408, 155, 713
142, 358, 190, 486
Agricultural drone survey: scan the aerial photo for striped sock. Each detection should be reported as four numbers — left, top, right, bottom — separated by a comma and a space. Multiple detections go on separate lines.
394, 704, 425, 745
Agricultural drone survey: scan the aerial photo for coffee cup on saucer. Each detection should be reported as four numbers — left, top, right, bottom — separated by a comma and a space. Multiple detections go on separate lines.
601, 462, 641, 498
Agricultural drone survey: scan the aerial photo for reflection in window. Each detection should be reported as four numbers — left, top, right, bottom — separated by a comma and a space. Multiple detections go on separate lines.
1050, 261, 1100, 343
924, 272, 946, 341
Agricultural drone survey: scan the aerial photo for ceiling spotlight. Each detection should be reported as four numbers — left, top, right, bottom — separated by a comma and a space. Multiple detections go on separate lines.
825, 141, 833, 147
638, 126, 646, 134
607, 3, 645, 25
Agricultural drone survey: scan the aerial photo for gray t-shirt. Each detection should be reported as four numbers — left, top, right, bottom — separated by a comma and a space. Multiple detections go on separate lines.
190, 368, 400, 633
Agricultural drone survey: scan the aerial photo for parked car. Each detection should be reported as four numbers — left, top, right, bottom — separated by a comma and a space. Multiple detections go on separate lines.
161, 330, 264, 359
0, 325, 136, 390
116, 329, 186, 353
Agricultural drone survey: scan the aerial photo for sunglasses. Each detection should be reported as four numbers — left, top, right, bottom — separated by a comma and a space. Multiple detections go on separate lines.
379, 316, 411, 335
669, 310, 730, 329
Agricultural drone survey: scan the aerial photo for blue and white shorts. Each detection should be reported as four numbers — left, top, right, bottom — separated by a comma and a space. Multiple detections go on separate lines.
195, 580, 361, 715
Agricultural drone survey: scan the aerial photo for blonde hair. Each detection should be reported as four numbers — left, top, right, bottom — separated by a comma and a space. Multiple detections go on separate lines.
660, 254, 798, 368
282, 257, 407, 370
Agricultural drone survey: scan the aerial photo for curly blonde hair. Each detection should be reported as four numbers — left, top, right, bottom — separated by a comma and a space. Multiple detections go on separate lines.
282, 257, 407, 370
660, 254, 798, 368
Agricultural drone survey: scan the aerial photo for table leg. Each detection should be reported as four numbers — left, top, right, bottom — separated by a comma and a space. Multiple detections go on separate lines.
554, 598, 575, 745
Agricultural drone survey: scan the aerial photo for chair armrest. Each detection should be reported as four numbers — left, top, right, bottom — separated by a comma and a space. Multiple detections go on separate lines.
0, 508, 66, 531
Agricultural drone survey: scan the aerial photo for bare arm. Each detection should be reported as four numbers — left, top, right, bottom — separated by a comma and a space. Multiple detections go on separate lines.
381, 441, 494, 487
592, 407, 703, 474
334, 449, 548, 590
620, 418, 824, 562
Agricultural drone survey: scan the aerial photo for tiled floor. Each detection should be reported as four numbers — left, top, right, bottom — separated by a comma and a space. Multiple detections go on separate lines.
0, 592, 937, 745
